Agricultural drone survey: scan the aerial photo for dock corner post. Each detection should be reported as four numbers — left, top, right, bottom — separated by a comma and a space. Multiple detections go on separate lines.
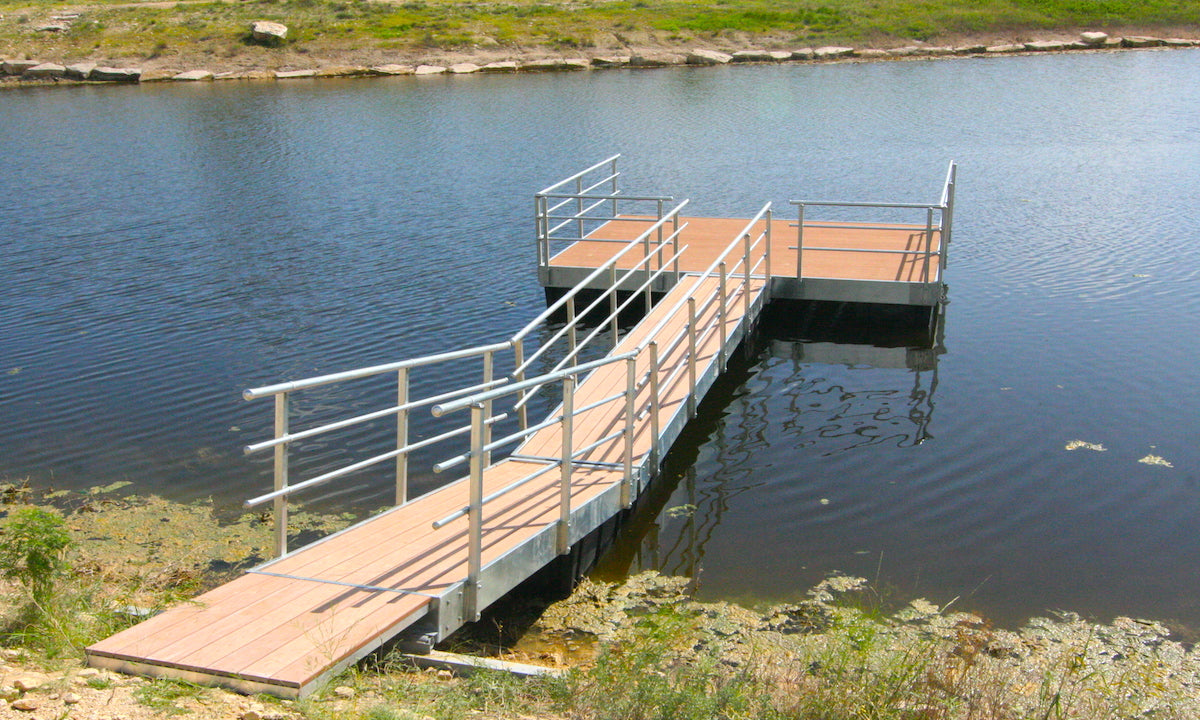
765, 208, 773, 291
718, 262, 729, 371
535, 195, 546, 269
924, 206, 934, 283
795, 203, 805, 280
396, 368, 409, 506
622, 356, 636, 509
648, 342, 661, 468
466, 403, 485, 622
686, 297, 697, 419
743, 233, 752, 319
558, 376, 574, 555
272, 393, 290, 557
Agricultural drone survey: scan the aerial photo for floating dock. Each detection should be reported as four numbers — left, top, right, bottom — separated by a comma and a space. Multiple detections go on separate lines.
86, 156, 956, 697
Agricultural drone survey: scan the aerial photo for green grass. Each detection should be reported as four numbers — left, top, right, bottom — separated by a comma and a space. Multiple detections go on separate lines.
1, 0, 1196, 62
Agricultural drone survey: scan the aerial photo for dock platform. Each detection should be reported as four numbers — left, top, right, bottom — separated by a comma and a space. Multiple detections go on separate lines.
86, 156, 955, 697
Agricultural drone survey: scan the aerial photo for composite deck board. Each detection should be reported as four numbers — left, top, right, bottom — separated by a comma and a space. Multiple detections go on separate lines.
550, 216, 941, 284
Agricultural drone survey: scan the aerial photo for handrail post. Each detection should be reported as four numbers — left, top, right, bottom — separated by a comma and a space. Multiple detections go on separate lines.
396, 368, 409, 506
536, 195, 547, 269
610, 156, 619, 218
622, 356, 635, 508
942, 164, 956, 269
575, 176, 584, 241
465, 403, 485, 622
512, 340, 528, 430
686, 297, 697, 418
924, 207, 934, 283
566, 296, 578, 355
648, 342, 661, 468
671, 212, 681, 284
272, 392, 289, 557
718, 262, 728, 371
765, 209, 773, 286
796, 203, 805, 280
482, 350, 495, 465
743, 233, 752, 319
609, 267, 620, 347
655, 198, 665, 276
558, 377, 574, 555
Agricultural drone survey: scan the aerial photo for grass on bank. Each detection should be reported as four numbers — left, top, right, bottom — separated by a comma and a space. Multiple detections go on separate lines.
1, 0, 1198, 65
1, 486, 1197, 719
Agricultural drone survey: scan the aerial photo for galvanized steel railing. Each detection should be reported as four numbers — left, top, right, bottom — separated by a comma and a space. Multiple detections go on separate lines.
242, 175, 690, 557
424, 202, 773, 620
791, 160, 957, 281
535, 153, 677, 274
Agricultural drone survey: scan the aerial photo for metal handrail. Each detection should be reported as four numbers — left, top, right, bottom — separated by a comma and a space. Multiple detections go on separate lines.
535, 154, 621, 196
243, 341, 512, 400
633, 203, 773, 354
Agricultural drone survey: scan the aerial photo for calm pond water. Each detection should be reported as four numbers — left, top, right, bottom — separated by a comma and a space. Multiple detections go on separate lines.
2, 49, 1199, 632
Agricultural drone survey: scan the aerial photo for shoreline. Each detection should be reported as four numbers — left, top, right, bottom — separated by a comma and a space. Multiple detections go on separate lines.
3, 30, 1198, 89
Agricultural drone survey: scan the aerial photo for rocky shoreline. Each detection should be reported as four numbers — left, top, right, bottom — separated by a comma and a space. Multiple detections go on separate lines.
2, 29, 1198, 89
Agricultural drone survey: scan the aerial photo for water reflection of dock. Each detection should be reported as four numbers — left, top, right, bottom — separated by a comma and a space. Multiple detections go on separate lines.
88, 157, 955, 698
598, 302, 945, 584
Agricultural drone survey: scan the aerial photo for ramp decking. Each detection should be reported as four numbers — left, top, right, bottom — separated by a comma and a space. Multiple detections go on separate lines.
87, 156, 955, 698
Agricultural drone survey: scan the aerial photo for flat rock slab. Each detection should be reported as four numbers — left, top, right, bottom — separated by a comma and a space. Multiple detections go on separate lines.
1025, 40, 1068, 51
480, 61, 518, 73
314, 65, 370, 77
372, 64, 414, 75
686, 49, 732, 65
629, 53, 686, 67
590, 56, 629, 67
90, 66, 141, 82
275, 69, 316, 79
414, 65, 446, 75
521, 58, 588, 71
790, 48, 815, 60
173, 70, 214, 81
448, 62, 480, 74
23, 63, 66, 79
1079, 31, 1109, 46
814, 46, 855, 59
856, 49, 889, 59
64, 63, 96, 80
3, 59, 42, 75
986, 44, 1024, 53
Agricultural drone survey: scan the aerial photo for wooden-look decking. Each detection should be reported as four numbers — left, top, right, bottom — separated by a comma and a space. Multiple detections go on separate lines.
541, 216, 944, 306
86, 274, 768, 697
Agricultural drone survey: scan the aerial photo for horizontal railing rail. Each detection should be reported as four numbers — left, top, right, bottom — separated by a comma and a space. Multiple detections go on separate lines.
790, 161, 956, 281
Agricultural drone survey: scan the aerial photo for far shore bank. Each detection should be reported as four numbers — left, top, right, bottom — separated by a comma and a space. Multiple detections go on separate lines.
3, 29, 1198, 90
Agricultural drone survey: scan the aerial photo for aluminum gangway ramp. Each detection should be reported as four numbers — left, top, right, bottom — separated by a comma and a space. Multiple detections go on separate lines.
87, 155, 953, 698
86, 232, 772, 698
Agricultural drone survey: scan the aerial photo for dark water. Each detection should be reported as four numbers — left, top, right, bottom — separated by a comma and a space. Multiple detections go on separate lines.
2, 49, 1199, 631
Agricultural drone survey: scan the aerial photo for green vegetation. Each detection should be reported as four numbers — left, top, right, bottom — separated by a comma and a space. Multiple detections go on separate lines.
0, 506, 71, 608
0, 486, 1195, 719
1, 0, 1197, 64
